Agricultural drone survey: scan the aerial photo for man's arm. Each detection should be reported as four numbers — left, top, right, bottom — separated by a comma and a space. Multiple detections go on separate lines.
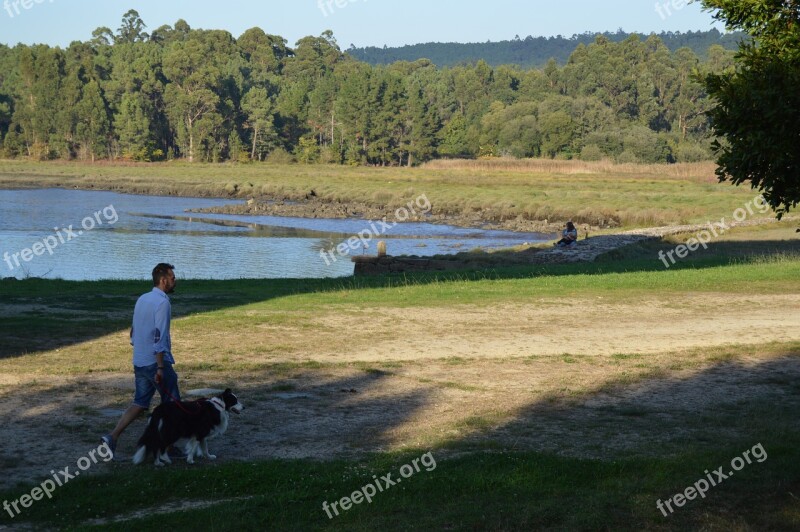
155, 352, 165, 384
153, 301, 170, 384
153, 300, 171, 356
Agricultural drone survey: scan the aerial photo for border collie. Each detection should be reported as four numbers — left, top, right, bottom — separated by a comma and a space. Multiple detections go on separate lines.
133, 388, 244, 466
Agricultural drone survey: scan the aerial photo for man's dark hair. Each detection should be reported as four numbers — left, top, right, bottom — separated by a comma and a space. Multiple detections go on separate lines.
152, 263, 175, 286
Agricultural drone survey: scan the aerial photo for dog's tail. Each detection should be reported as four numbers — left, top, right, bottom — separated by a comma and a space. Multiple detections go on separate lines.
132, 413, 161, 465
132, 444, 147, 465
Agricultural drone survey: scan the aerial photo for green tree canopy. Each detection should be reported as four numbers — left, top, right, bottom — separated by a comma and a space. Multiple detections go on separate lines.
0, 11, 740, 166
701, 0, 800, 216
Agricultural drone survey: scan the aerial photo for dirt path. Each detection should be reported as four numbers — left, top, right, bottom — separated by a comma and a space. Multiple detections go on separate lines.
176, 293, 800, 363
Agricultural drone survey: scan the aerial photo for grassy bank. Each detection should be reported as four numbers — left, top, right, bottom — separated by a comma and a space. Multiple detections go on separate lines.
0, 159, 766, 228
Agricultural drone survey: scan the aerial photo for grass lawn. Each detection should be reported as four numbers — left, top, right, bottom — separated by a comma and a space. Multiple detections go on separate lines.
2, 446, 798, 530
1, 225, 799, 530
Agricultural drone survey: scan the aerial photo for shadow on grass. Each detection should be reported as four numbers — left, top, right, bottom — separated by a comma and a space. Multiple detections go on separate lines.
1, 347, 798, 529
0, 237, 798, 360
0, 368, 433, 489
436, 353, 800, 530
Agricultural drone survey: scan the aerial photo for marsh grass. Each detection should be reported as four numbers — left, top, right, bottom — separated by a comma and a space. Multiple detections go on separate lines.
0, 159, 763, 228
424, 157, 718, 180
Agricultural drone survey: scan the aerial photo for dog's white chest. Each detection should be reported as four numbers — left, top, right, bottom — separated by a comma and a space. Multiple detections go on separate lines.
208, 410, 229, 439
206, 398, 230, 439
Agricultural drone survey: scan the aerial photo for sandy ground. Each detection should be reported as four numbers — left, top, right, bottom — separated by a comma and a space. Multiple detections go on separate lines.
178, 293, 800, 363
1, 291, 798, 500
328, 295, 798, 359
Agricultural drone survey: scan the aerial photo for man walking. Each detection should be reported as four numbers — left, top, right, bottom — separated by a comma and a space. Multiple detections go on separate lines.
101, 263, 182, 458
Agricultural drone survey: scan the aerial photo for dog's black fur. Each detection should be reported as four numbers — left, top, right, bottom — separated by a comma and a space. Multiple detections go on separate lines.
132, 388, 243, 466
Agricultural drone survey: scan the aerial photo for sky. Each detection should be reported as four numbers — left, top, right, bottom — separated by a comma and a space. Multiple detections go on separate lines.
0, 0, 724, 48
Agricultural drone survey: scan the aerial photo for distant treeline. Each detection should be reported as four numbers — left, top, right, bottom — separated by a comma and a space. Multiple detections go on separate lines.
347, 29, 746, 69
0, 11, 735, 165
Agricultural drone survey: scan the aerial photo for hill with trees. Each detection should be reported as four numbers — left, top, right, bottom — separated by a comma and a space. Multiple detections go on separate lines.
0, 11, 736, 166
346, 29, 745, 68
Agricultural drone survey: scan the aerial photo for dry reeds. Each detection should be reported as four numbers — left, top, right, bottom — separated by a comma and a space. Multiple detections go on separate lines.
423, 158, 718, 181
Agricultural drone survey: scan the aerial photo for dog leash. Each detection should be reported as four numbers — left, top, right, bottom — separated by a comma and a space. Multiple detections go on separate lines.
147, 374, 205, 416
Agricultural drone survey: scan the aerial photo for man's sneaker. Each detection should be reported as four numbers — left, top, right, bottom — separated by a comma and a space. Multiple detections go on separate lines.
101, 434, 116, 460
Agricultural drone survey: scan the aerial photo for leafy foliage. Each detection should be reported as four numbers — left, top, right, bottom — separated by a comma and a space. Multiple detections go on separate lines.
701, 0, 800, 216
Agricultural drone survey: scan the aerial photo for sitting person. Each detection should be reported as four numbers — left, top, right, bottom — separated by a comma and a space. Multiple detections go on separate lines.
555, 221, 578, 247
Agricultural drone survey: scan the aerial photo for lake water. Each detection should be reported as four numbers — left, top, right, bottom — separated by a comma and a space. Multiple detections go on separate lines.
0, 189, 552, 280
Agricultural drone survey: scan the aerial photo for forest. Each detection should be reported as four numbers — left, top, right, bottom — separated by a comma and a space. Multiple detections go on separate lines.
0, 10, 736, 166
347, 29, 744, 68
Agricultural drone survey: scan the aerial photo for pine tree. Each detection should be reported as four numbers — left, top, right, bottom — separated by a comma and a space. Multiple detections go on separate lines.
242, 87, 277, 160
75, 80, 110, 161
401, 80, 437, 166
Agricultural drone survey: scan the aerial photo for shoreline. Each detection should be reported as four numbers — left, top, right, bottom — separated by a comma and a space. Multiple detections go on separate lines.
4, 162, 787, 242
189, 197, 573, 234
0, 179, 580, 235
0, 159, 741, 231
